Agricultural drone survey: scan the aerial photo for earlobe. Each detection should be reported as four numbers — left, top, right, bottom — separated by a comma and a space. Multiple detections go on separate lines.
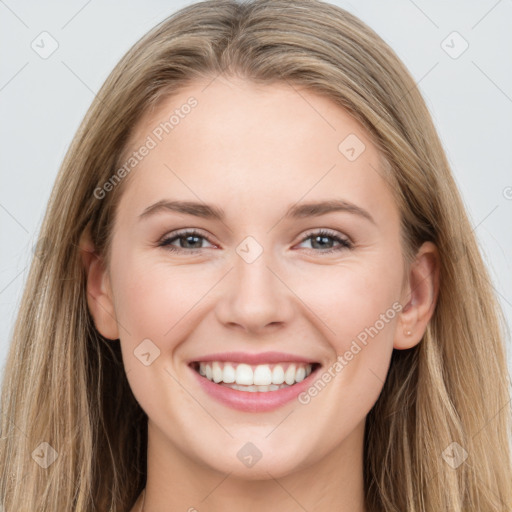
394, 241, 439, 350
79, 227, 119, 340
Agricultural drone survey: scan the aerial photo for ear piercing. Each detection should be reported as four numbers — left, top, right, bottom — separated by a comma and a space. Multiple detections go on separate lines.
404, 329, 412, 336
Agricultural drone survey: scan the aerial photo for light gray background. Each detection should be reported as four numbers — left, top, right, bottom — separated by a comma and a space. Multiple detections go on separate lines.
1, 0, 511, 380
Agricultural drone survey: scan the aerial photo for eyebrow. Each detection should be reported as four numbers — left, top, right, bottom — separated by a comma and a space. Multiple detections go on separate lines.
138, 198, 376, 225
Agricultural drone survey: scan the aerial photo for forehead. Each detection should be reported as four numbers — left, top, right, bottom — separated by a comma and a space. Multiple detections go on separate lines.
116, 76, 398, 228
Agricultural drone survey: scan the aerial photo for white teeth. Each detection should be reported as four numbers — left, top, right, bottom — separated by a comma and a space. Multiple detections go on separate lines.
295, 366, 306, 382
235, 363, 253, 385
196, 361, 315, 389
272, 365, 285, 384
284, 364, 296, 385
253, 365, 272, 385
221, 383, 290, 392
223, 363, 236, 383
212, 362, 223, 383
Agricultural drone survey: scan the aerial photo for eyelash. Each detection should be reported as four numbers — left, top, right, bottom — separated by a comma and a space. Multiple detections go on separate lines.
157, 229, 353, 255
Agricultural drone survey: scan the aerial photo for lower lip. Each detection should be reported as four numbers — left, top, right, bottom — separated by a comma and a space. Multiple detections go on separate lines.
189, 364, 320, 413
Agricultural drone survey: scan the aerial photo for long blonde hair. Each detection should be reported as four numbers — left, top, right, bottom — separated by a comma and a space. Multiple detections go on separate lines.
1, 1, 510, 510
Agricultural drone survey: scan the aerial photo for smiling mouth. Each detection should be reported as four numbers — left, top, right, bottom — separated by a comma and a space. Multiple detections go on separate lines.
190, 361, 321, 392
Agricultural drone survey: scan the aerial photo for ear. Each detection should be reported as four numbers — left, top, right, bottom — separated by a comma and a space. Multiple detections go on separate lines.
394, 241, 440, 350
79, 226, 119, 340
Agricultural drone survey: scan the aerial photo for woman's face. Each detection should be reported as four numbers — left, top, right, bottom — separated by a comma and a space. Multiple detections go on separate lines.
88, 76, 430, 479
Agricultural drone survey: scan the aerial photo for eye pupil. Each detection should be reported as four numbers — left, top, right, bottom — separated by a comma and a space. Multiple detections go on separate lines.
183, 235, 202, 248
312, 235, 333, 249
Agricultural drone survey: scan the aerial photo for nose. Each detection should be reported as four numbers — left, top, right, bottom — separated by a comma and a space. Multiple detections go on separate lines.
215, 244, 295, 335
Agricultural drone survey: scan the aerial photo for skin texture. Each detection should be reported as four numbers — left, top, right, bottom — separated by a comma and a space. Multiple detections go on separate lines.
81, 76, 439, 512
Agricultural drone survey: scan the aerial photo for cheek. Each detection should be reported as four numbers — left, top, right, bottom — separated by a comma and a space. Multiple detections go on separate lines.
110, 250, 228, 375
109, 254, 208, 413
300, 259, 401, 343
295, 258, 401, 395
112, 257, 203, 343
292, 268, 399, 433
116, 269, 171, 337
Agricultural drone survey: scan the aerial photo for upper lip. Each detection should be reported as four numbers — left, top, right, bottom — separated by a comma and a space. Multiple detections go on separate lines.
189, 351, 319, 365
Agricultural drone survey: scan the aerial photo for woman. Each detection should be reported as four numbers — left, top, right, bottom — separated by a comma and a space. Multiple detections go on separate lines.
1, 0, 510, 510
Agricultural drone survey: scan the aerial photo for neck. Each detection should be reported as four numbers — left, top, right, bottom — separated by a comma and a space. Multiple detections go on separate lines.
140, 418, 368, 512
